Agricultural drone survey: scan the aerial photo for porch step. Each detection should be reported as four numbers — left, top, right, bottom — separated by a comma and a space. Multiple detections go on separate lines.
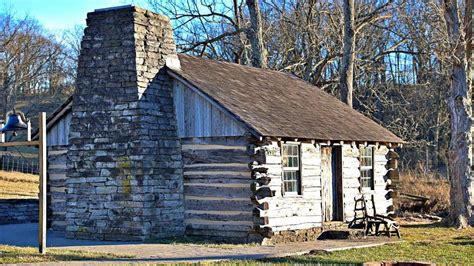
318, 229, 366, 240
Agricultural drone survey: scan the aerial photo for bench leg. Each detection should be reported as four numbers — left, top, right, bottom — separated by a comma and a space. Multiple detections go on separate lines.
375, 223, 381, 236
395, 226, 401, 238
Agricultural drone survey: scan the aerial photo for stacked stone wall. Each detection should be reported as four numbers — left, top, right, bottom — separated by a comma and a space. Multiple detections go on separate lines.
0, 199, 38, 224
66, 6, 183, 241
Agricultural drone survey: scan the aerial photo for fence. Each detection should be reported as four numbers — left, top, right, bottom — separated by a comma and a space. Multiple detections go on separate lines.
0, 155, 39, 174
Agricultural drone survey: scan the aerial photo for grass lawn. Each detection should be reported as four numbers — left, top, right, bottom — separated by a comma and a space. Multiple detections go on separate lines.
217, 223, 474, 265
0, 245, 132, 264
0, 170, 39, 199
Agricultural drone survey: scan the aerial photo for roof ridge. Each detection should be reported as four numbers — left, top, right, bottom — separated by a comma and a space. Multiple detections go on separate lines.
177, 53, 297, 77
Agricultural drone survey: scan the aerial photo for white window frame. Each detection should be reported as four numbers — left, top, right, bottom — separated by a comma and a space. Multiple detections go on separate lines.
359, 145, 375, 191
281, 142, 301, 195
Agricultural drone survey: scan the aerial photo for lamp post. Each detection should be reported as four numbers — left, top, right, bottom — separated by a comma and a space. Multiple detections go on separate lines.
0, 111, 47, 254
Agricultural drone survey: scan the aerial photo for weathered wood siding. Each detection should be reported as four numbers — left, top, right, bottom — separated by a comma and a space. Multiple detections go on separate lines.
254, 141, 323, 233
181, 136, 257, 242
47, 112, 72, 146
320, 147, 333, 222
341, 144, 360, 222
341, 144, 391, 222
373, 145, 392, 215
173, 80, 247, 138
47, 145, 68, 231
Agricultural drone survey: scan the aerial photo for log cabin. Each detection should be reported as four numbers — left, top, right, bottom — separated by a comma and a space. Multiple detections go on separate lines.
36, 5, 403, 243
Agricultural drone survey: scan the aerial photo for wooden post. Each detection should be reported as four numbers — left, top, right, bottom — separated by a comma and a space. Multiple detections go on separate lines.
0, 123, 4, 143
27, 120, 31, 142
38, 112, 47, 254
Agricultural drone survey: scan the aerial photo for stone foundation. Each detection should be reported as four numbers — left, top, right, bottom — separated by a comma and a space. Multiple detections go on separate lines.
261, 227, 323, 245
0, 199, 38, 225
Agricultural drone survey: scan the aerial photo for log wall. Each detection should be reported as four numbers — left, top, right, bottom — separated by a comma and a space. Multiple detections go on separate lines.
341, 144, 361, 222
181, 136, 258, 242
373, 145, 393, 215
341, 144, 392, 222
252, 141, 323, 238
47, 145, 68, 231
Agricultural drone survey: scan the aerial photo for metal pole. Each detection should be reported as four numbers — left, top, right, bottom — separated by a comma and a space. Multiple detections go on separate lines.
38, 112, 47, 254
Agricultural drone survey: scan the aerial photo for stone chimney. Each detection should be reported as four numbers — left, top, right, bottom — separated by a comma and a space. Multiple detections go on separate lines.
66, 5, 184, 241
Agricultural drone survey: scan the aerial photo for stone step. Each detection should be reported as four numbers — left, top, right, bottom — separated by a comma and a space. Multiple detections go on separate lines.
317, 229, 366, 240
322, 221, 348, 230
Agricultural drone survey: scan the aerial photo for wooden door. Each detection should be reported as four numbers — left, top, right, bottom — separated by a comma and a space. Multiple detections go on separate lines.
321, 146, 344, 222
321, 147, 333, 222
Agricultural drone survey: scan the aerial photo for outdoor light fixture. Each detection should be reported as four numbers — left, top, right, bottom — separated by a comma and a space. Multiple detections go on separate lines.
0, 109, 29, 136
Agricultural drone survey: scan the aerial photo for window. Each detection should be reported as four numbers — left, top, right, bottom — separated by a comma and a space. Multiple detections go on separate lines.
359, 146, 374, 190
281, 143, 301, 195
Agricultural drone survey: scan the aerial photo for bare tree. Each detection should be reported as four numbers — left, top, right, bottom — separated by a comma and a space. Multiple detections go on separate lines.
0, 10, 74, 121
246, 0, 267, 68
148, 0, 246, 62
340, 0, 355, 107
441, 0, 473, 228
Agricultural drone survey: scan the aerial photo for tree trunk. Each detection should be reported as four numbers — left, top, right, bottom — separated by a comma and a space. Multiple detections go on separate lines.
433, 84, 441, 172
246, 0, 268, 68
233, 0, 248, 64
443, 0, 473, 228
340, 0, 355, 108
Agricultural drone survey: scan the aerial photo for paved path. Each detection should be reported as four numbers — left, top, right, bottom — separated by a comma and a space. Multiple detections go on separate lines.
1, 223, 400, 265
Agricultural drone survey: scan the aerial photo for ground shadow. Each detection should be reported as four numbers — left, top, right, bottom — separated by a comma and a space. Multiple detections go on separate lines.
400, 222, 446, 229
0, 223, 140, 248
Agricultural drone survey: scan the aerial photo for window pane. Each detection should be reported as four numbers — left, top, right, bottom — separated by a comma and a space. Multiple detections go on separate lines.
281, 144, 300, 194
283, 170, 299, 193
290, 157, 297, 167
282, 144, 299, 168
293, 145, 298, 156
359, 146, 374, 189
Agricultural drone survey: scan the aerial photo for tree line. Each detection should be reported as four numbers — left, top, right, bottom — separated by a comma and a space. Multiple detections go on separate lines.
0, 9, 80, 120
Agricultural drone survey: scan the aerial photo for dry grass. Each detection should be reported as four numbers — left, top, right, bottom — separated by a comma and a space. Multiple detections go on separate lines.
397, 171, 450, 215
0, 170, 39, 199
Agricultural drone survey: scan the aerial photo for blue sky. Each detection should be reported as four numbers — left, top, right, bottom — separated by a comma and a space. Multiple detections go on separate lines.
2, 0, 149, 32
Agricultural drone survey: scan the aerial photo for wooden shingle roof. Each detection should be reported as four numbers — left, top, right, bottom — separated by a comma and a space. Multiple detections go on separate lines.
171, 54, 403, 143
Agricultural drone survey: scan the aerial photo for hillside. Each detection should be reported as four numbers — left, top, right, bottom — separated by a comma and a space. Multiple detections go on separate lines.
0, 171, 39, 199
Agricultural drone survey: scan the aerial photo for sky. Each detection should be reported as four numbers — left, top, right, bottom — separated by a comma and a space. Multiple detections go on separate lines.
2, 0, 150, 32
